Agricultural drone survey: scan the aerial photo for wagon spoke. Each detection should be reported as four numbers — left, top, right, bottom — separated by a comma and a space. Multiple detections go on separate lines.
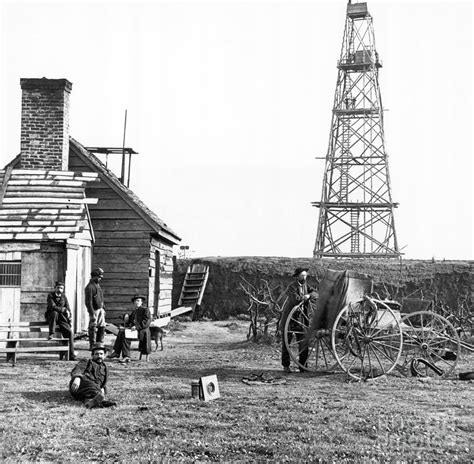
368, 344, 385, 374
371, 341, 399, 363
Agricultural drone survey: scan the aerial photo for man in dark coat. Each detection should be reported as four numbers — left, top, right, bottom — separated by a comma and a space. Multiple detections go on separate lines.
108, 294, 152, 363
85, 267, 106, 349
132, 295, 152, 361
280, 267, 318, 373
69, 343, 115, 409
45, 281, 76, 360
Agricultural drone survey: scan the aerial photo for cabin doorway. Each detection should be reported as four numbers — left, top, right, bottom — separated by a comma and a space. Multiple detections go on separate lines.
0, 259, 21, 345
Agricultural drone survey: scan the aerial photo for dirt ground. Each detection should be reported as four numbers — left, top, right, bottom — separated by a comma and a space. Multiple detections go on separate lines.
0, 320, 473, 463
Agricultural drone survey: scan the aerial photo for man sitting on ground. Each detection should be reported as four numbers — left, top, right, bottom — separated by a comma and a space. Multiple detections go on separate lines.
45, 281, 76, 360
69, 343, 116, 408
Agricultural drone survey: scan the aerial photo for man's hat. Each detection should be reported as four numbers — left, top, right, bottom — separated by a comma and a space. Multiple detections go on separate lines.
91, 267, 104, 277
131, 294, 147, 302
91, 343, 108, 353
55, 281, 65, 287
293, 267, 309, 277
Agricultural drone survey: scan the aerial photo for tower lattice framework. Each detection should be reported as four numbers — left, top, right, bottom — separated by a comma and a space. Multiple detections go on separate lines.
313, 1, 400, 258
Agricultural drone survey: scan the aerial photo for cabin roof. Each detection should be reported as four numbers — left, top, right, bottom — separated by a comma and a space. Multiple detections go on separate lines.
0, 168, 98, 241
70, 139, 181, 245
3, 139, 182, 245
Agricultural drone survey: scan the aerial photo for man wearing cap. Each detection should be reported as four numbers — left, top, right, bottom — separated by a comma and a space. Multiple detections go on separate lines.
85, 267, 106, 349
280, 267, 318, 373
108, 294, 151, 363
69, 343, 116, 409
45, 281, 76, 361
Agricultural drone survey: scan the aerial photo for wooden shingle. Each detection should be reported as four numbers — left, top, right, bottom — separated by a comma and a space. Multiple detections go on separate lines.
0, 169, 98, 241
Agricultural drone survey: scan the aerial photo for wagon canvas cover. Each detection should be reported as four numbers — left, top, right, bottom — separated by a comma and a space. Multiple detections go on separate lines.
310, 269, 373, 331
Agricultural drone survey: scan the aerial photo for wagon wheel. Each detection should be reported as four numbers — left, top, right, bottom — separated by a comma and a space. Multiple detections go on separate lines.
398, 311, 459, 378
331, 298, 403, 381
284, 301, 339, 373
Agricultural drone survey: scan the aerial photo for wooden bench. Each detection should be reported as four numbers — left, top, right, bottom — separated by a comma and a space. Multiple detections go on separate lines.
0, 321, 70, 363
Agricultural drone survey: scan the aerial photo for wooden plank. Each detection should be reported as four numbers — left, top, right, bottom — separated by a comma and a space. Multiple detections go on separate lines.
0, 226, 81, 233
104, 295, 149, 305
0, 214, 84, 222
93, 246, 150, 254
170, 306, 193, 318
2, 197, 98, 204
88, 210, 141, 219
0, 233, 72, 240
6, 186, 86, 195
0, 346, 68, 353
91, 219, 152, 232
93, 253, 149, 264
150, 316, 170, 327
0, 326, 49, 332
0, 207, 82, 214
7, 180, 87, 187
158, 228, 180, 244
23, 220, 79, 227
97, 270, 149, 279
93, 238, 150, 248
12, 169, 74, 176
87, 189, 122, 200
89, 199, 137, 210
100, 287, 148, 297
94, 230, 150, 239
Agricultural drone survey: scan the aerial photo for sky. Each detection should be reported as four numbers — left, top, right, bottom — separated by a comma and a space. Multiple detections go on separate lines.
0, 0, 472, 259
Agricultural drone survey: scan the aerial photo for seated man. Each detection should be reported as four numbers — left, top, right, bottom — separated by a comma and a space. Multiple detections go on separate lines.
107, 311, 134, 363
69, 343, 116, 409
108, 294, 152, 363
45, 281, 76, 361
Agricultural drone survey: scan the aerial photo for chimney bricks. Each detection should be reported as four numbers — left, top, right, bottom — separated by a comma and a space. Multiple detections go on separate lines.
20, 78, 72, 171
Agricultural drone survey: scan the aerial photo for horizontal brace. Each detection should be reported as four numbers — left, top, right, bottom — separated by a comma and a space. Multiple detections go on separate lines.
312, 202, 399, 208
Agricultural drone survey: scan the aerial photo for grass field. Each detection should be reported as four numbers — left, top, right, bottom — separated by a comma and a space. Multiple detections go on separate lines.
0, 320, 472, 463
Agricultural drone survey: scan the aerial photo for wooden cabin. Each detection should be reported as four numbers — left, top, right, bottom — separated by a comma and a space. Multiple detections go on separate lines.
0, 169, 98, 332
2, 77, 181, 326
67, 139, 181, 321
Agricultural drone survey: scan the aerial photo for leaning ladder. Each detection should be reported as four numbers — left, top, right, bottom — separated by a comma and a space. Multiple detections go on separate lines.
178, 264, 210, 311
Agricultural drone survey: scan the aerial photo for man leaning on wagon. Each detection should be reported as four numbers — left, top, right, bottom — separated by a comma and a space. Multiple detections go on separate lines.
85, 267, 106, 349
280, 267, 318, 373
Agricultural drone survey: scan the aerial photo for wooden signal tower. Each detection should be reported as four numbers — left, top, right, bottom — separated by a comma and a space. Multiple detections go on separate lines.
313, 1, 400, 258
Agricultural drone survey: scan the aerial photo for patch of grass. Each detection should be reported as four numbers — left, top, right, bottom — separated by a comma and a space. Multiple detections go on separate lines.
0, 322, 473, 462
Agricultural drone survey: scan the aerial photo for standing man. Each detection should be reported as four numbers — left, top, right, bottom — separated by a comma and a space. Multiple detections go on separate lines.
279, 267, 318, 373
85, 267, 106, 349
45, 281, 76, 361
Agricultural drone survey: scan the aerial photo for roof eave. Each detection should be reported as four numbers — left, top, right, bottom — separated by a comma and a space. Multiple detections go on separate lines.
70, 138, 181, 242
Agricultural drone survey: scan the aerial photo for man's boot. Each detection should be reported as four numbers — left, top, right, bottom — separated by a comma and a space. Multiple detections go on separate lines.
96, 326, 105, 344
88, 327, 96, 349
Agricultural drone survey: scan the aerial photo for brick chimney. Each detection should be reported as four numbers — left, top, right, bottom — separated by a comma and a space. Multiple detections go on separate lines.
20, 78, 72, 170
